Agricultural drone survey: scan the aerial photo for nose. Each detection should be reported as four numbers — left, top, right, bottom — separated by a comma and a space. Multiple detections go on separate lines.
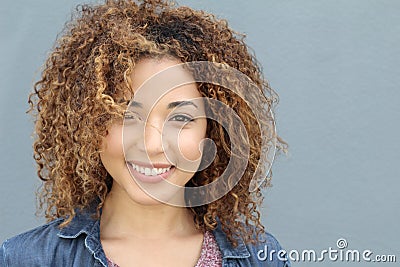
137, 121, 166, 156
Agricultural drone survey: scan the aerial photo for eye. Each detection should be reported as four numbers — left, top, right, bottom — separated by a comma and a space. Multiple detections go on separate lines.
169, 114, 194, 123
123, 111, 142, 121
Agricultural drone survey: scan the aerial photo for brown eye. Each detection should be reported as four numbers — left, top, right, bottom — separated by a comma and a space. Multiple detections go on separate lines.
170, 114, 194, 123
124, 111, 142, 121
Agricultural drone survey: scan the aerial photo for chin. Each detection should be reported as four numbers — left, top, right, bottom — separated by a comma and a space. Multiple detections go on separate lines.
131, 195, 165, 206
126, 183, 185, 207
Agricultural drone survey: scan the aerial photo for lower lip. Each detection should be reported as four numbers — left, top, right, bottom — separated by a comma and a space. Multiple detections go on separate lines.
127, 163, 175, 184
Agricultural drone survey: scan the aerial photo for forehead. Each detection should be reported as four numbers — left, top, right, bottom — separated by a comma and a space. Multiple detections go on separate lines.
129, 58, 201, 108
130, 57, 195, 89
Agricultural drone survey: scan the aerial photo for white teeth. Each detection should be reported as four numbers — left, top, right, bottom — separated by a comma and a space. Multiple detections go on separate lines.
129, 163, 171, 176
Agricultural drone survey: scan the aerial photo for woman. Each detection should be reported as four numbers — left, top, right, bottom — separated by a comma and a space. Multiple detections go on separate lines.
1, 0, 289, 266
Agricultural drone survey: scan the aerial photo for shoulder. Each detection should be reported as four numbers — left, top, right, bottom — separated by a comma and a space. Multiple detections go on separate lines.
1, 210, 103, 267
2, 219, 63, 248
1, 219, 63, 265
1, 219, 76, 266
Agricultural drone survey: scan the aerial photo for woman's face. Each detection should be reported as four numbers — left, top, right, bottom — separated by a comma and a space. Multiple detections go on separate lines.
100, 58, 207, 205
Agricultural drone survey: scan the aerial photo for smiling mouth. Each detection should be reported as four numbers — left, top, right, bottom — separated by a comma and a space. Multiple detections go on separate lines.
127, 162, 172, 176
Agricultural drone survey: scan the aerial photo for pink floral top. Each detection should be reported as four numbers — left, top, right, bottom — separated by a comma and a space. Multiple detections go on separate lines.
107, 231, 222, 267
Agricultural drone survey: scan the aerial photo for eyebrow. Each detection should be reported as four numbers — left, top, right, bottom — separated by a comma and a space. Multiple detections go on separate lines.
127, 100, 198, 109
128, 101, 143, 108
167, 101, 198, 109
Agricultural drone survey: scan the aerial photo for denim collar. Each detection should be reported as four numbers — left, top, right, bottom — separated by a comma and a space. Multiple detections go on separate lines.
57, 209, 98, 239
57, 209, 251, 261
211, 222, 251, 260
57, 209, 109, 266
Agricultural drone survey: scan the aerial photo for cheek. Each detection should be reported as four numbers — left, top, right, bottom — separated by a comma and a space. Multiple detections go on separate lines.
100, 126, 124, 161
177, 124, 207, 161
178, 135, 203, 160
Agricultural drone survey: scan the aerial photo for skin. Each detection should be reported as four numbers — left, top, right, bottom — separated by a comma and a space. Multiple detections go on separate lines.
100, 58, 207, 266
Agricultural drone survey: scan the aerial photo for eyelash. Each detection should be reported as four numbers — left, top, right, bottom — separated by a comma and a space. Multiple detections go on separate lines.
169, 114, 194, 123
123, 111, 142, 121
124, 112, 194, 123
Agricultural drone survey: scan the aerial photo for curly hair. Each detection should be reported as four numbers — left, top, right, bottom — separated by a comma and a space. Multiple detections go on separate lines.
29, 0, 287, 247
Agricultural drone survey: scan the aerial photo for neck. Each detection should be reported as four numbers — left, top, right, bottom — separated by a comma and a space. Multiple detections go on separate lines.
100, 183, 197, 240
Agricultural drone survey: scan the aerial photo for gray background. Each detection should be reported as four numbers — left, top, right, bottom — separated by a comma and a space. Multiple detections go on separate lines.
1, 1, 399, 266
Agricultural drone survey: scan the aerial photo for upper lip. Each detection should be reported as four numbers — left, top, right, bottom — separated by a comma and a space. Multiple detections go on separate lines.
127, 160, 173, 168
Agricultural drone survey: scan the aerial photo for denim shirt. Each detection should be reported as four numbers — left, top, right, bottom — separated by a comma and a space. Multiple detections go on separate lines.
1, 210, 290, 267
